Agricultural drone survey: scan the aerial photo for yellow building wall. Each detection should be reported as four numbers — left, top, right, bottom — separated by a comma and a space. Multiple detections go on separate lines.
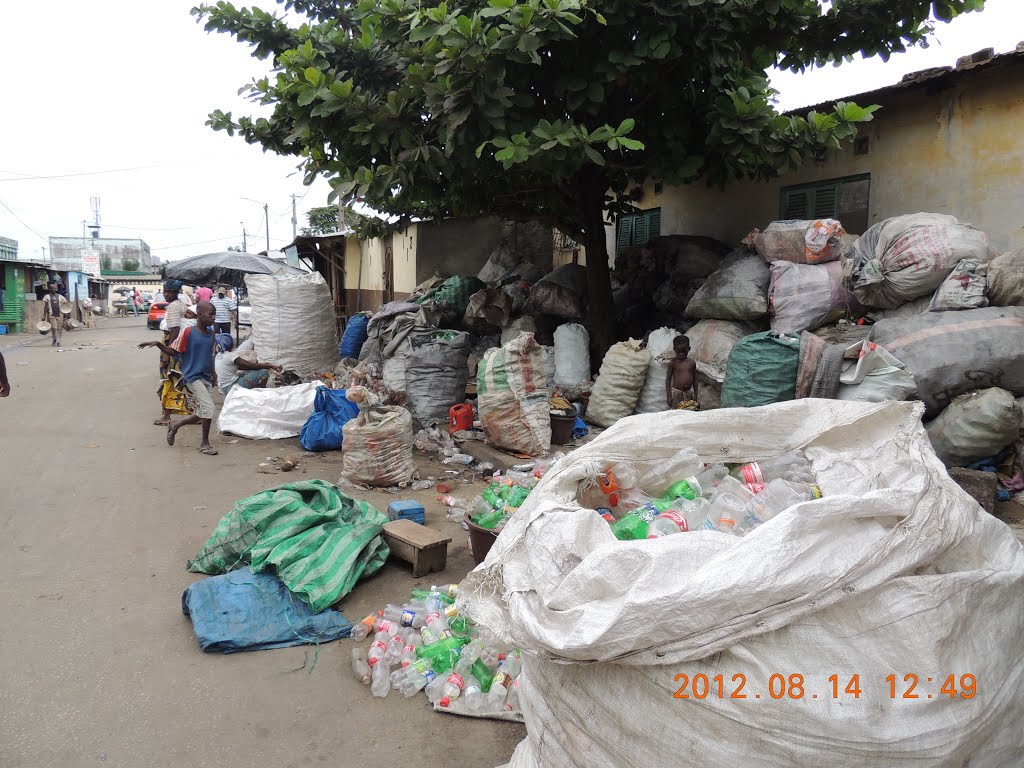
607, 61, 1024, 253
392, 225, 418, 296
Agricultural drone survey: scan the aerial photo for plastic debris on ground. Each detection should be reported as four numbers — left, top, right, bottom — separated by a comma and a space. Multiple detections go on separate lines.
349, 584, 525, 723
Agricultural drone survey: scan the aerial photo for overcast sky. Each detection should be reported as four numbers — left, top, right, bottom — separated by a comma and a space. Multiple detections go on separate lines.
0, 0, 1021, 264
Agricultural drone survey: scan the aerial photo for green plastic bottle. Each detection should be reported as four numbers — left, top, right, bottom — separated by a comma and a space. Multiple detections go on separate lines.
410, 588, 454, 606
449, 615, 472, 636
415, 635, 469, 673
481, 485, 504, 509
505, 485, 531, 507
471, 658, 495, 692
609, 504, 662, 541
663, 479, 699, 501
473, 508, 506, 529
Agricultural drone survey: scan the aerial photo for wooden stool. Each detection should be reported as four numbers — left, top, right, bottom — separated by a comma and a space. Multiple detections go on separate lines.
382, 519, 452, 577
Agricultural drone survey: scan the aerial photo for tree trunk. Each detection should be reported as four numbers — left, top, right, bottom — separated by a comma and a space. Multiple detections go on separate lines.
579, 183, 617, 365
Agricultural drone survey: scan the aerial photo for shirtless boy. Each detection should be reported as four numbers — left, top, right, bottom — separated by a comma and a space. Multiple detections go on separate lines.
665, 335, 698, 409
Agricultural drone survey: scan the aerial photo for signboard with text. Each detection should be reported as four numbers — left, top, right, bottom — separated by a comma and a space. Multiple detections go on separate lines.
81, 249, 101, 277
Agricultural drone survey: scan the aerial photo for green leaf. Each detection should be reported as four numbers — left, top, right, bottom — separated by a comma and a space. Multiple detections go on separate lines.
297, 88, 317, 106
494, 146, 516, 161
304, 67, 320, 85
616, 117, 635, 136
617, 137, 644, 151
583, 144, 605, 165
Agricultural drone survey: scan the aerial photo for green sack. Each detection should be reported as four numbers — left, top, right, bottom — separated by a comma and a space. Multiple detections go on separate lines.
187, 480, 389, 613
416, 275, 485, 317
720, 331, 801, 408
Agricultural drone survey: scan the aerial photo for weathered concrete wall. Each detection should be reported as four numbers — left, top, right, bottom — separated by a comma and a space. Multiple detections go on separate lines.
414, 218, 504, 284
48, 238, 153, 272
605, 59, 1024, 253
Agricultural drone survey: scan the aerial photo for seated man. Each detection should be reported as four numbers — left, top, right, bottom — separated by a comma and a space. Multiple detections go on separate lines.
215, 334, 282, 396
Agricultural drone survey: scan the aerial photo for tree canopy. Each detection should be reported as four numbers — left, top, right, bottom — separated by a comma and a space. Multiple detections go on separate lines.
195, 0, 984, 349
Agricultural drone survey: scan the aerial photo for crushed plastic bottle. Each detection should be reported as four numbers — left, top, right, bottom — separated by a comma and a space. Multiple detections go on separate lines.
351, 646, 372, 684
350, 611, 380, 641
443, 453, 475, 466
371, 659, 392, 697
733, 450, 815, 487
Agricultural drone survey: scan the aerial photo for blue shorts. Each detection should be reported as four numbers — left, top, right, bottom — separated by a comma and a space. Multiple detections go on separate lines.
224, 368, 268, 396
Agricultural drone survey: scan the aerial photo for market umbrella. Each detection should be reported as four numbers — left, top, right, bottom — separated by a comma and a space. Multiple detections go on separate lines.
161, 251, 302, 287
162, 252, 305, 344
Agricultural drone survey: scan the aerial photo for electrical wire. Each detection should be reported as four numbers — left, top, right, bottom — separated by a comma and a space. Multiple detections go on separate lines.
0, 165, 160, 182
0, 196, 46, 240
150, 235, 242, 250
101, 223, 191, 232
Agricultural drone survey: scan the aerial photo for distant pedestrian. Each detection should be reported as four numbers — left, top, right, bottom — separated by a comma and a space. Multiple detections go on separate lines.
132, 287, 141, 317
0, 349, 9, 397
195, 285, 214, 303
42, 283, 63, 346
215, 334, 281, 395
139, 301, 219, 455
210, 288, 235, 335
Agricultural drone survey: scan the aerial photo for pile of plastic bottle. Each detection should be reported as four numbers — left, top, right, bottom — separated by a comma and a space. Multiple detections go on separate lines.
578, 449, 823, 540
440, 453, 565, 532
350, 584, 523, 714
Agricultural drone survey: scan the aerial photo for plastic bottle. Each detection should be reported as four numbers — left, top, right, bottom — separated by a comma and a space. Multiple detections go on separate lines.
443, 453, 475, 465
415, 635, 469, 673
638, 449, 703, 497
702, 492, 746, 534
504, 485, 531, 508
371, 659, 392, 697
472, 507, 505, 530
533, 452, 565, 478
384, 632, 407, 665
431, 583, 460, 599
350, 611, 380, 641
463, 675, 485, 711
413, 587, 454, 606
460, 638, 485, 666
479, 644, 502, 668
743, 479, 820, 530
373, 617, 401, 637
646, 509, 690, 537
390, 658, 436, 696
504, 471, 538, 488
382, 603, 426, 628
351, 646, 372, 684
505, 676, 521, 711
425, 673, 447, 705
481, 485, 504, 510
367, 635, 390, 666
441, 670, 468, 702
733, 450, 814, 487
609, 503, 663, 540
439, 495, 468, 509
400, 632, 422, 667
424, 611, 453, 639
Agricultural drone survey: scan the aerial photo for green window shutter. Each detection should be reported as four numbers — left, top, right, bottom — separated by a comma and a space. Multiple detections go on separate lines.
616, 217, 634, 254
812, 183, 839, 219
647, 209, 661, 239
782, 189, 811, 219
633, 215, 649, 245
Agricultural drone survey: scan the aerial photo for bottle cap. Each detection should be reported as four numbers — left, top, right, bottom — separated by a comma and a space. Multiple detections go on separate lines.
440, 697, 450, 707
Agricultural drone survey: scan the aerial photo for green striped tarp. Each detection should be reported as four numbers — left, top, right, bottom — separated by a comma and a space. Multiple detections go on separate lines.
187, 480, 389, 613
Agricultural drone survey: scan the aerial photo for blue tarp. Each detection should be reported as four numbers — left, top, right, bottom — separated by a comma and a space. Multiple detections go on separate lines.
182, 568, 351, 653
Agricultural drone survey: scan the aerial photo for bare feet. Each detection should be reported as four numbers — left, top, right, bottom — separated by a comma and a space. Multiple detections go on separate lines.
199, 444, 218, 455
153, 418, 171, 426
167, 425, 178, 446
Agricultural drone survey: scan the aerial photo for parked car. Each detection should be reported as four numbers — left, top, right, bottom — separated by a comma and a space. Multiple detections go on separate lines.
147, 302, 167, 330
237, 301, 252, 327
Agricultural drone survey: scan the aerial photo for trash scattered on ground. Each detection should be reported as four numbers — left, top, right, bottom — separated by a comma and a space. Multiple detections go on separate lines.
351, 584, 524, 722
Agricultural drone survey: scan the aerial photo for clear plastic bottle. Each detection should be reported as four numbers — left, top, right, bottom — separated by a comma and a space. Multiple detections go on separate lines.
373, 617, 401, 638
383, 633, 407, 665
367, 635, 390, 666
390, 658, 436, 697
351, 646, 371, 684
634, 448, 702, 497
702, 492, 746, 535
443, 453, 475, 466
505, 676, 521, 711
486, 654, 522, 709
382, 603, 426, 628
350, 611, 380, 641
425, 673, 447, 705
479, 644, 502, 668
441, 670, 468, 701
505, 470, 538, 488
400, 632, 422, 667
439, 495, 468, 509
371, 659, 392, 697
460, 638, 485, 666
646, 509, 690, 537
431, 583, 460, 599
733, 450, 814, 486
424, 611, 452, 637
463, 675, 485, 711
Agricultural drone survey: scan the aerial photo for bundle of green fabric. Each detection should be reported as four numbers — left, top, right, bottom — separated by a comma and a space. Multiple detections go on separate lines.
187, 480, 389, 613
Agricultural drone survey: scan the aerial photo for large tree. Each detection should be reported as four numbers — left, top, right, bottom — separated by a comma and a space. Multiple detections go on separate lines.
195, 0, 983, 352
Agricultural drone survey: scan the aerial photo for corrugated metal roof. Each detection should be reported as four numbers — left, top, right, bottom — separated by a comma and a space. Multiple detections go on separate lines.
785, 46, 1024, 115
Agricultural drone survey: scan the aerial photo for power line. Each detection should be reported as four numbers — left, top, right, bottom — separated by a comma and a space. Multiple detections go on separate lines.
0, 196, 46, 240
0, 165, 160, 182
102, 223, 191, 232
150, 235, 240, 250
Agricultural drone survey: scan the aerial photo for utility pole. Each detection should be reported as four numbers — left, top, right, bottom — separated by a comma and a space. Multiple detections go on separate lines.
241, 222, 247, 253
291, 194, 298, 240
264, 202, 270, 254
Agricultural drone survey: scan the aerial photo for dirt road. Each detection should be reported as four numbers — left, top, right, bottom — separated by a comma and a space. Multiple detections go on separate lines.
0, 318, 524, 767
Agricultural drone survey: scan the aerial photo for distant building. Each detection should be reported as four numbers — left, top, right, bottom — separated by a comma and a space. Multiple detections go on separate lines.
48, 236, 153, 273
0, 236, 16, 262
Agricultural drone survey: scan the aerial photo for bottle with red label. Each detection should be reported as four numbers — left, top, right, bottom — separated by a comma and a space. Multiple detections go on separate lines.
733, 450, 814, 488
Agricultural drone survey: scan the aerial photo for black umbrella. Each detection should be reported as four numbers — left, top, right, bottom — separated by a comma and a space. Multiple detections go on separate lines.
161, 251, 302, 287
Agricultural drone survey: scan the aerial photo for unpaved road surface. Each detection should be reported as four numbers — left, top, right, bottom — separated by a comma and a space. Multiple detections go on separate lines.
0, 318, 524, 768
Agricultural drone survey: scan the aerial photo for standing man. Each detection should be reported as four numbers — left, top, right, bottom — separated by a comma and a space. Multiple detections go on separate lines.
42, 283, 63, 346
0, 349, 10, 397
210, 288, 235, 335
131, 286, 141, 316
139, 301, 219, 455
195, 285, 214, 304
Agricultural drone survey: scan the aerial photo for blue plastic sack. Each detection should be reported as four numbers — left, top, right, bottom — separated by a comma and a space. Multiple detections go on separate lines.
181, 567, 351, 653
300, 387, 360, 452
340, 313, 370, 360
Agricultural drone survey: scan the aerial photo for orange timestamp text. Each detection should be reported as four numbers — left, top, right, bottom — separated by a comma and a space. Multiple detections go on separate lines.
672, 673, 977, 701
